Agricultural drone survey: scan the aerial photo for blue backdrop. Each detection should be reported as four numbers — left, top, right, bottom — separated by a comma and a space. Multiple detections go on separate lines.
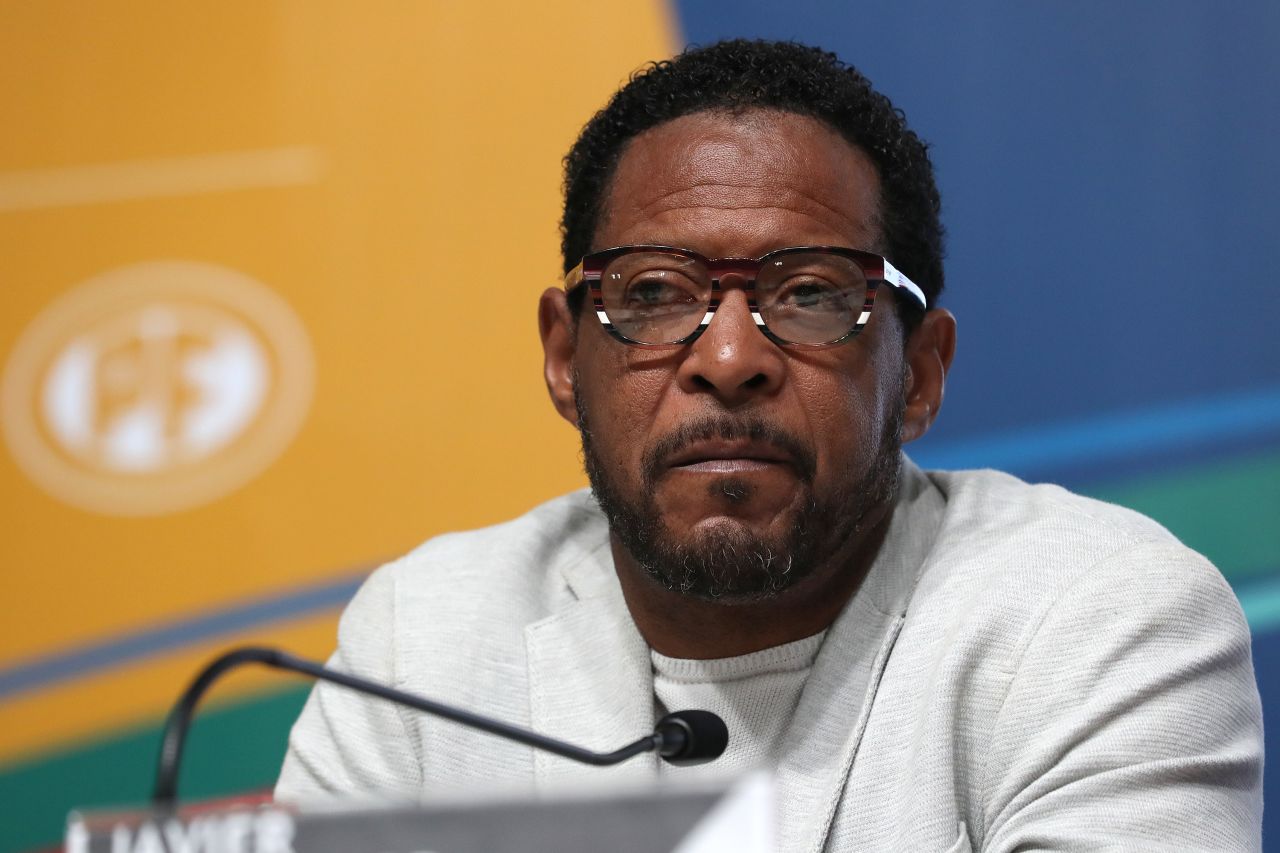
677, 0, 1280, 843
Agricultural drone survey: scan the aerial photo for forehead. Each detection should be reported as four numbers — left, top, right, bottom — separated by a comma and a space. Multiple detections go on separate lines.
597, 109, 882, 257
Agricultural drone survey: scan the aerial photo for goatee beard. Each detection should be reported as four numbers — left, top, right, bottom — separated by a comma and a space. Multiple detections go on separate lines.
575, 384, 904, 602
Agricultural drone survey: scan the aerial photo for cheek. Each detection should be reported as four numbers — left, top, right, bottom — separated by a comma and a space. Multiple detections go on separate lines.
792, 352, 900, 477
797, 373, 871, 457
576, 341, 672, 468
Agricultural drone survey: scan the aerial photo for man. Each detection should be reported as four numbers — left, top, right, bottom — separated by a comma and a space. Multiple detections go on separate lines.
277, 40, 1263, 850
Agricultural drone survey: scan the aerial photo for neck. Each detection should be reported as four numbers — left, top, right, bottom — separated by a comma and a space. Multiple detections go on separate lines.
612, 504, 893, 659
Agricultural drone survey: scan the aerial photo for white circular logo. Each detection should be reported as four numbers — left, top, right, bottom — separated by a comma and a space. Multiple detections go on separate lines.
2, 261, 314, 515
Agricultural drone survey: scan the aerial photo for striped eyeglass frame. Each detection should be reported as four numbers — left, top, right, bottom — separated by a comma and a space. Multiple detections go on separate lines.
563, 244, 928, 348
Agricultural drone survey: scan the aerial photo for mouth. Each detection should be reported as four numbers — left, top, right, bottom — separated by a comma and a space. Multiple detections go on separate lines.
640, 416, 819, 489
665, 439, 798, 475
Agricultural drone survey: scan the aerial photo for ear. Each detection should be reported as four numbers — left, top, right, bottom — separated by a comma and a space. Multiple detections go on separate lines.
539, 287, 579, 426
900, 308, 957, 444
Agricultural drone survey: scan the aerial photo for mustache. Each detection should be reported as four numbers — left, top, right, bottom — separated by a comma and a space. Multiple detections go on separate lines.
642, 415, 818, 487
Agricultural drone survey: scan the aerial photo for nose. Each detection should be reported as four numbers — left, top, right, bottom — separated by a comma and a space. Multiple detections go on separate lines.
675, 288, 785, 407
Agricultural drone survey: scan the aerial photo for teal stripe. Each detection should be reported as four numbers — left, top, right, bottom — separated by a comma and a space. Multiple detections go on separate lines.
914, 386, 1280, 474
1239, 577, 1280, 634
1082, 450, 1280, 584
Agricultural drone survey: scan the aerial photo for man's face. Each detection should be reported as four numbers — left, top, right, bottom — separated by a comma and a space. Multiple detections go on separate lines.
564, 109, 912, 599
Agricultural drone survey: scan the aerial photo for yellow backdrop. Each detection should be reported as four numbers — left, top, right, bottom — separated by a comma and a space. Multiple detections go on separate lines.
0, 0, 677, 771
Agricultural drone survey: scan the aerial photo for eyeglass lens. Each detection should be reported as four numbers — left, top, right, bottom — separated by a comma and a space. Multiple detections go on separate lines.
599, 250, 869, 345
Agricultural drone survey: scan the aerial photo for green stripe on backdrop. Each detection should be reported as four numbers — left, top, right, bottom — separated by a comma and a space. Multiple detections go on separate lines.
1082, 449, 1280, 584
0, 685, 310, 853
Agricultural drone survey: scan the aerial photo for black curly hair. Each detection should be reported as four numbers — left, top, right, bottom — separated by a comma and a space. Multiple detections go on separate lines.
561, 39, 944, 331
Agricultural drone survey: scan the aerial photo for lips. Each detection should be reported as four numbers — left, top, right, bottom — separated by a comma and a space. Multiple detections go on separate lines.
665, 438, 798, 473
640, 416, 819, 488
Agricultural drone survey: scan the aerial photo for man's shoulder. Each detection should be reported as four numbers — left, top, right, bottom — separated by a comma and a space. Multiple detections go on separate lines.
857, 467, 1261, 851
927, 466, 1179, 551
914, 465, 1236, 625
355, 489, 611, 628
888, 465, 1252, 746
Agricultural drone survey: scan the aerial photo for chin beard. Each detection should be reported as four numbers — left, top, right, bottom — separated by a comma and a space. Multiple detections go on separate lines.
575, 386, 904, 602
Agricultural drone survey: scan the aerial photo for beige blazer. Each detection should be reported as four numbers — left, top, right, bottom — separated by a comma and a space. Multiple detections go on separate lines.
277, 460, 1263, 851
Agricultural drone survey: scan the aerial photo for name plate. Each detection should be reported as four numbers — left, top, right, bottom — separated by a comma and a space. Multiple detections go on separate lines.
67, 774, 772, 853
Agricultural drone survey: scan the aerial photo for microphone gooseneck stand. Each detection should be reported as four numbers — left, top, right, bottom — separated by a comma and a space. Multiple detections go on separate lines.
152, 645, 728, 809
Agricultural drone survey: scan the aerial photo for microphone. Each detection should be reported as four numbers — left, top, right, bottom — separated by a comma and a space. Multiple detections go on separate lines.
152, 646, 728, 808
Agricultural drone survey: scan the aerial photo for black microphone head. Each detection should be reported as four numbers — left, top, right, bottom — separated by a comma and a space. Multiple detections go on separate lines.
655, 710, 729, 766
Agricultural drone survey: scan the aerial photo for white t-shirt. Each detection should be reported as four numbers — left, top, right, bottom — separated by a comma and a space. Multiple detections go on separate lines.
652, 631, 826, 780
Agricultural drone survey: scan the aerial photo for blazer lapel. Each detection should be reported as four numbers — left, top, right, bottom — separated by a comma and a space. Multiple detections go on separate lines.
525, 543, 658, 789
777, 598, 905, 853
778, 459, 945, 853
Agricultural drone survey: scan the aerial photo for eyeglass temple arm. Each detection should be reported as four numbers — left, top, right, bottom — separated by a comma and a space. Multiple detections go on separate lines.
882, 259, 928, 310
563, 262, 584, 291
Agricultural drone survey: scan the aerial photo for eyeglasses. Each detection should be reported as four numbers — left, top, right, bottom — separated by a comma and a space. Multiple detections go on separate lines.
564, 245, 927, 348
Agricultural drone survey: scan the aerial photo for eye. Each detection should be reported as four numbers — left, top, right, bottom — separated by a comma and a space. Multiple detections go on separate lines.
775, 277, 846, 310
624, 274, 699, 307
